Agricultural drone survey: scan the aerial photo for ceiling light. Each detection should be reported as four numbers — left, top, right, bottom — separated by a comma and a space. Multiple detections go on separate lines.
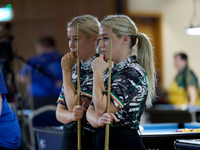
186, 0, 200, 35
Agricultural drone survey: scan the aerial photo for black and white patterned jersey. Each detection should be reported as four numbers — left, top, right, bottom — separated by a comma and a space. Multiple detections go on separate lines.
91, 55, 148, 129
57, 54, 99, 130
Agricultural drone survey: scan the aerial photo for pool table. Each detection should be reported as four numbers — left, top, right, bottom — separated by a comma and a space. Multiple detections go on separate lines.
34, 122, 200, 150
140, 123, 200, 150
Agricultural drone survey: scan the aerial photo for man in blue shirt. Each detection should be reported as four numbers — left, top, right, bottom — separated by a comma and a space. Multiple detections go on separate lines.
18, 36, 63, 108
0, 69, 21, 150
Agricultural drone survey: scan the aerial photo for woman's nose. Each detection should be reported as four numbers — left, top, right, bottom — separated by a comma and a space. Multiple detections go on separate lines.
69, 40, 75, 49
99, 40, 104, 48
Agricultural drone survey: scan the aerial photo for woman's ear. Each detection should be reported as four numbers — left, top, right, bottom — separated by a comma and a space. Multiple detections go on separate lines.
122, 34, 130, 45
92, 35, 99, 44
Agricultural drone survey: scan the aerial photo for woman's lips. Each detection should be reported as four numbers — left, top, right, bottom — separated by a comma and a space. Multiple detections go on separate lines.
71, 52, 77, 59
72, 52, 77, 55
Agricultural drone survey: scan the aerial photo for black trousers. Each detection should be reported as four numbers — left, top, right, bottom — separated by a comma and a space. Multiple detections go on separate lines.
94, 127, 146, 150
60, 127, 95, 150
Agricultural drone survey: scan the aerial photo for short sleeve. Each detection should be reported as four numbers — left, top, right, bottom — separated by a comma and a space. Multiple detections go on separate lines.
104, 69, 148, 110
189, 71, 198, 86
75, 90, 92, 101
79, 78, 93, 101
0, 69, 8, 95
75, 69, 93, 101
57, 86, 66, 105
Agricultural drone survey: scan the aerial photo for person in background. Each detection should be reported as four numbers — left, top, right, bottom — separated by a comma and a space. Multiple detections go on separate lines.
168, 52, 200, 107
18, 36, 63, 108
0, 68, 21, 150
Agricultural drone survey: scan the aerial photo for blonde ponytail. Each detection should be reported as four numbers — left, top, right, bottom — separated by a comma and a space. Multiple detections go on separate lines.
137, 33, 156, 107
101, 15, 156, 107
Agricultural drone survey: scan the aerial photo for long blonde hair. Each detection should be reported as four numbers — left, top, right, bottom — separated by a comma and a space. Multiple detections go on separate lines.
101, 15, 156, 107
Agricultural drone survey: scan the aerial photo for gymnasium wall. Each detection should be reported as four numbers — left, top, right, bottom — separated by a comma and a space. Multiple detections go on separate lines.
127, 0, 200, 89
1, 0, 200, 91
0, 0, 115, 95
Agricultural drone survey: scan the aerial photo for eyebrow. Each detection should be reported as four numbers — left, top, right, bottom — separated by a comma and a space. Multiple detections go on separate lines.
67, 35, 78, 38
99, 34, 109, 37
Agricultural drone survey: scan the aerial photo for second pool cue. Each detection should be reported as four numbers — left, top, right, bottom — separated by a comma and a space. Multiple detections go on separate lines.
77, 23, 82, 150
105, 21, 113, 150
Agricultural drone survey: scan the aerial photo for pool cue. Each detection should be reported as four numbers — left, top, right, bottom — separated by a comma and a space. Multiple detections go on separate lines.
105, 21, 113, 150
77, 23, 82, 150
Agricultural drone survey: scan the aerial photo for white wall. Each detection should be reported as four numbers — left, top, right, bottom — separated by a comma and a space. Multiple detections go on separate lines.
127, 0, 200, 89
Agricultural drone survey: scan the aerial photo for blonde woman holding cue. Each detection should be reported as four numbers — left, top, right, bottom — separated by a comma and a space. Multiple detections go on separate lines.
87, 15, 156, 150
56, 15, 100, 150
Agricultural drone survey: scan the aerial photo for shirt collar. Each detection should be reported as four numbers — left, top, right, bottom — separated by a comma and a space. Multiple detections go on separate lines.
113, 55, 137, 71
81, 53, 99, 70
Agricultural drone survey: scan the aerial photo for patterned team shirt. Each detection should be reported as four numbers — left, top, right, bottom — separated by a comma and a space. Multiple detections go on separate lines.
91, 55, 149, 130
57, 54, 99, 130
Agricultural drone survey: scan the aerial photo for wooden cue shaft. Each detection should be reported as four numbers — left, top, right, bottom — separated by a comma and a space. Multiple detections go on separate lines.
77, 23, 82, 150
105, 21, 113, 150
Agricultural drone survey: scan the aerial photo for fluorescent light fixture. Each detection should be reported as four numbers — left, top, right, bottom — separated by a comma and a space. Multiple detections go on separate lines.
0, 5, 13, 22
185, 0, 200, 35
185, 26, 200, 35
